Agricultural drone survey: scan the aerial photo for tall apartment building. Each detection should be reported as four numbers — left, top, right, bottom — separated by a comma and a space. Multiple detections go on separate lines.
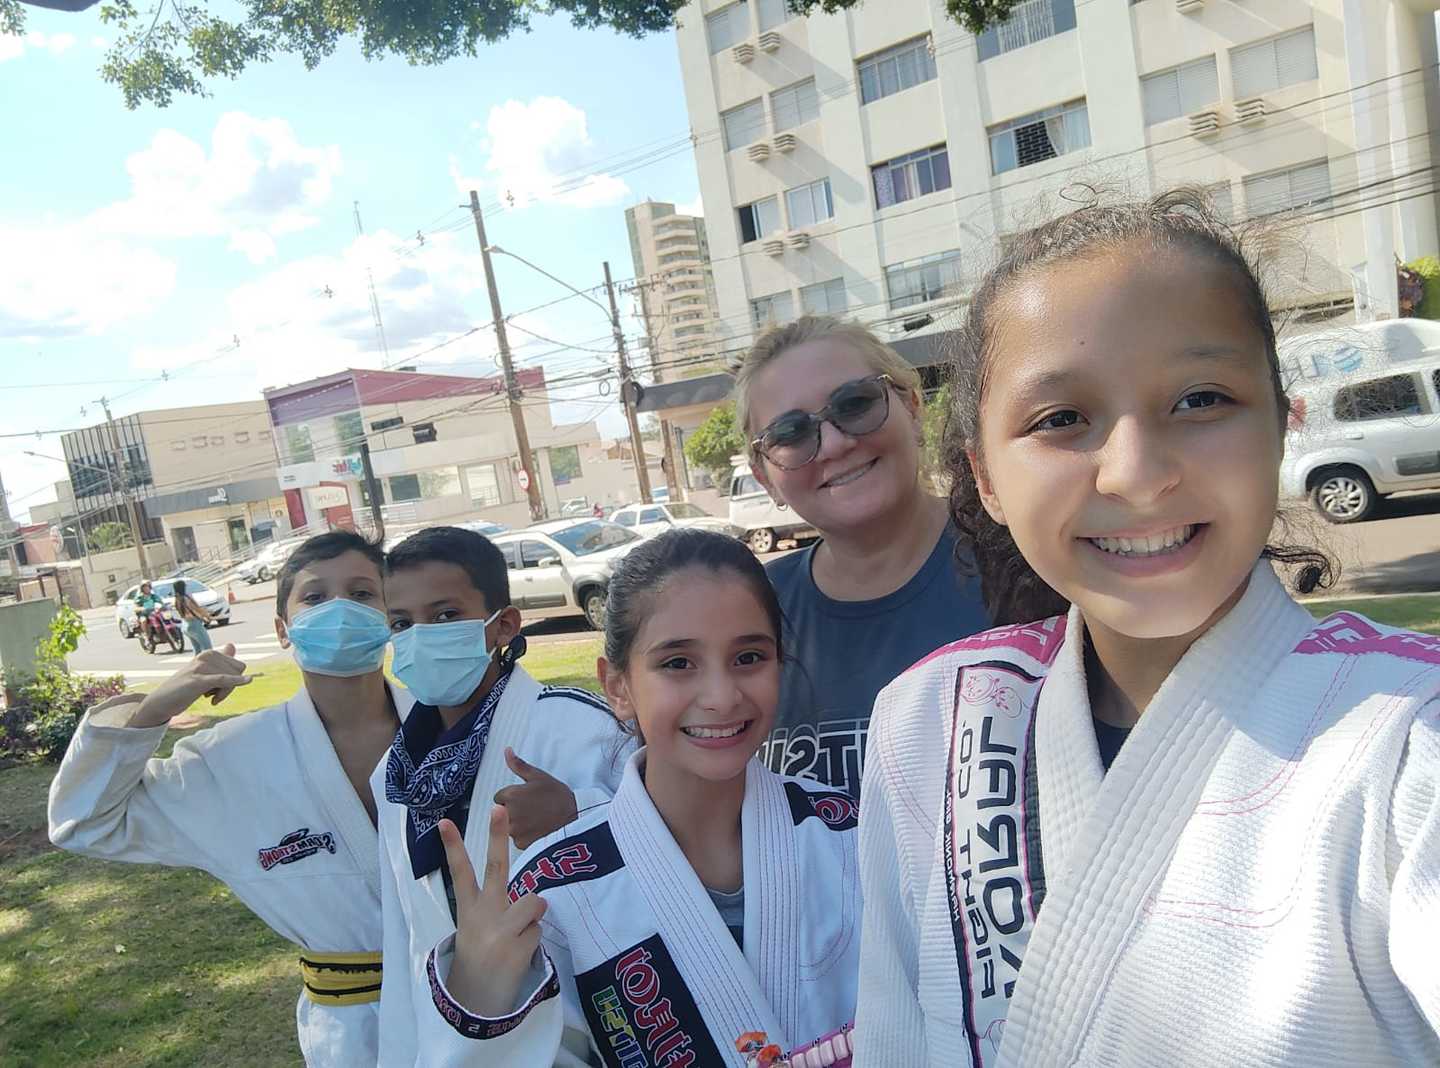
676, 0, 1440, 364
625, 199, 725, 380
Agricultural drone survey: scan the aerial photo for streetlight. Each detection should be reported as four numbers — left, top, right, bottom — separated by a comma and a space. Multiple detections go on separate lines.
484, 247, 654, 503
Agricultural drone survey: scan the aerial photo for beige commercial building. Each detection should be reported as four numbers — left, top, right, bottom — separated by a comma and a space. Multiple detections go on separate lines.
266, 366, 653, 529
676, 0, 1440, 353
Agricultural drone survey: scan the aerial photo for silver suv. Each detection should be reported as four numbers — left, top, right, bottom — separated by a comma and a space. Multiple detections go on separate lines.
490, 519, 642, 629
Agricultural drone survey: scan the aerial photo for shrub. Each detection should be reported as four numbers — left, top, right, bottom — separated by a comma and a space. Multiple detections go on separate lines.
684, 402, 744, 491
0, 606, 126, 762
1406, 256, 1440, 320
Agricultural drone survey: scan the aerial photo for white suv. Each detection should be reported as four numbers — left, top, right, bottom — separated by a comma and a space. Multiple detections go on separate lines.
1281, 355, 1440, 523
727, 458, 819, 554
490, 519, 643, 629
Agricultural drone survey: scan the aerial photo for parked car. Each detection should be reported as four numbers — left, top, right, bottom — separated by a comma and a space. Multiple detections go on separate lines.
1280, 352, 1440, 523
727, 458, 820, 554
559, 498, 591, 517
117, 577, 231, 638
609, 501, 742, 541
456, 520, 508, 538
236, 536, 305, 584
490, 519, 643, 629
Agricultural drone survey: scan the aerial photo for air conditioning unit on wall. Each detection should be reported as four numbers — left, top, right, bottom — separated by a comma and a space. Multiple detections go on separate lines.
786, 230, 812, 249
732, 41, 755, 63
1188, 109, 1222, 137
1235, 97, 1268, 124
773, 132, 798, 153
758, 31, 782, 52
762, 238, 786, 257
1175, 0, 1204, 12
747, 140, 773, 162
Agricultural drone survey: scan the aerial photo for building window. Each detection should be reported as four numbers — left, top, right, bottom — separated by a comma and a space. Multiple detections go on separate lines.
751, 290, 795, 330
676, 325, 709, 338
977, 0, 1076, 61
1232, 26, 1317, 98
707, 1, 749, 54
800, 278, 846, 316
785, 177, 834, 228
1140, 56, 1219, 125
885, 250, 963, 310
771, 78, 819, 131
389, 466, 462, 503
989, 100, 1090, 175
659, 251, 695, 264
465, 463, 502, 507
333, 411, 363, 450
872, 145, 951, 208
757, 0, 792, 31
858, 36, 937, 105
1243, 159, 1330, 217
284, 423, 315, 463
550, 445, 582, 484
722, 98, 767, 150
737, 196, 782, 242
234, 430, 250, 444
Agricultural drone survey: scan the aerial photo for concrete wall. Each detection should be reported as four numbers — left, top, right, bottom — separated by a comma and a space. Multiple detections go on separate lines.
81, 543, 177, 605
0, 599, 57, 680
142, 402, 279, 492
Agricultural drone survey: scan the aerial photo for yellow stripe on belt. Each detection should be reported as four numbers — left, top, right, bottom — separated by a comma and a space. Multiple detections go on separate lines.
299, 950, 382, 1006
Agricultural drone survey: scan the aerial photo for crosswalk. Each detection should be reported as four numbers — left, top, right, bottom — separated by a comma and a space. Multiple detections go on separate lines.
91, 633, 286, 684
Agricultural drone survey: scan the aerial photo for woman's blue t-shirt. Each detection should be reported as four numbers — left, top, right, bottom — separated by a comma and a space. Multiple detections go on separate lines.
762, 523, 990, 797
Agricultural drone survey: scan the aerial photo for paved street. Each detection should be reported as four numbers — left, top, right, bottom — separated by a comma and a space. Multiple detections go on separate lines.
72, 599, 287, 685
1304, 490, 1440, 595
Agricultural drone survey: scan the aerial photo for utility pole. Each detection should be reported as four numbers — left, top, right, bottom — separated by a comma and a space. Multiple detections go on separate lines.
97, 397, 149, 576
358, 442, 385, 541
632, 277, 682, 502
470, 190, 544, 522
605, 261, 654, 505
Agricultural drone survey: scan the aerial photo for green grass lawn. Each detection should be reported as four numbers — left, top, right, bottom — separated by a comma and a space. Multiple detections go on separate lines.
0, 637, 603, 1067
1303, 593, 1440, 635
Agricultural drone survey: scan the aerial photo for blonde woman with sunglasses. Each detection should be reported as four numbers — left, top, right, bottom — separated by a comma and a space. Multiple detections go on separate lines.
735, 316, 990, 798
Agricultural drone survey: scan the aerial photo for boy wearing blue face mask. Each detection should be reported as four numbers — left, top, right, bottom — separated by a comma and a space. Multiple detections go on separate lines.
373, 525, 630, 1068
48, 531, 412, 1067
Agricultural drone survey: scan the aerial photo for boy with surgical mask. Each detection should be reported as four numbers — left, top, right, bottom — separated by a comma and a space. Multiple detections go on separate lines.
374, 525, 629, 1067
49, 531, 410, 1067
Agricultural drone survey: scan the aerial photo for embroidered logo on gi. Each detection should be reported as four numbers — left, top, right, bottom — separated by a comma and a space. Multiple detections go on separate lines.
508, 822, 625, 902
576, 934, 725, 1068
783, 781, 858, 831
257, 828, 337, 871
1297, 612, 1440, 666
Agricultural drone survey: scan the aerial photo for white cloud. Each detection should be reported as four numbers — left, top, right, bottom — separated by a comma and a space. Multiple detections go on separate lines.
0, 220, 176, 341
454, 97, 629, 210
90, 35, 109, 49
94, 112, 342, 260
675, 193, 704, 219
0, 31, 78, 61
129, 228, 500, 390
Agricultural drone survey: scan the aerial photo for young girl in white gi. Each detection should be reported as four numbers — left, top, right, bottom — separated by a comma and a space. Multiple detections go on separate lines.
854, 189, 1440, 1068
48, 531, 408, 1067
421, 528, 862, 1067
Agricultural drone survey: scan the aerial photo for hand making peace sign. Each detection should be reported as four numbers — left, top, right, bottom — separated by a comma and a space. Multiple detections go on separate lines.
438, 805, 549, 1018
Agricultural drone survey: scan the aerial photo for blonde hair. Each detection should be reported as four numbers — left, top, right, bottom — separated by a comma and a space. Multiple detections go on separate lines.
734, 315, 923, 462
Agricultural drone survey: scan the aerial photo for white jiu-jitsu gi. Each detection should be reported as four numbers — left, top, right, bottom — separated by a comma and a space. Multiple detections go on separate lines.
374, 667, 635, 1067
419, 748, 862, 1067
48, 683, 415, 1067
853, 562, 1440, 1068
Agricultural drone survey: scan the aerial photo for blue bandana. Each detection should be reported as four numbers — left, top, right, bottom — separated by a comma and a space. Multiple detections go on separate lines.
385, 660, 515, 880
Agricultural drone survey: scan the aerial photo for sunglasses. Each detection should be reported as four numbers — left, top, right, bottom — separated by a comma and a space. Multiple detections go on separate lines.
752, 374, 898, 471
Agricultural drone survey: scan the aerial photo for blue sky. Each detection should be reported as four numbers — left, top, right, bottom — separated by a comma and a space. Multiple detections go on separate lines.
0, 7, 703, 522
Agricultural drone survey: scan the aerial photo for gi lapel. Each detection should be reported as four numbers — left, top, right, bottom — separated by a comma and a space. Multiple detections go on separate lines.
743, 759, 802, 1046
284, 685, 405, 891
608, 752, 787, 1061
462, 665, 542, 883
999, 565, 1313, 1067
940, 620, 1064, 1068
